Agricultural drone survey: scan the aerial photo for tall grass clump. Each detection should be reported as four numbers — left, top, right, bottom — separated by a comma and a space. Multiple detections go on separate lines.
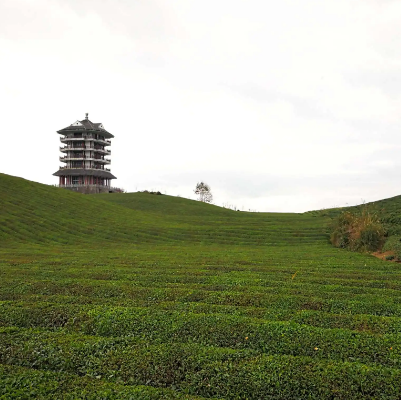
330, 206, 386, 252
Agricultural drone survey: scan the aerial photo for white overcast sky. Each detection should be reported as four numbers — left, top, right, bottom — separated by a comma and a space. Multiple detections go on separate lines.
1, 0, 401, 212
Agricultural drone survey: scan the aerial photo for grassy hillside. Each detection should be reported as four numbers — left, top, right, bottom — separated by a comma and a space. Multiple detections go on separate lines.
0, 173, 328, 247
358, 195, 401, 237
308, 195, 401, 234
2, 173, 401, 399
308, 195, 401, 257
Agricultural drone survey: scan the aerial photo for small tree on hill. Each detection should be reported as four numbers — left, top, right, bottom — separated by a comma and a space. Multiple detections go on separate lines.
194, 182, 213, 203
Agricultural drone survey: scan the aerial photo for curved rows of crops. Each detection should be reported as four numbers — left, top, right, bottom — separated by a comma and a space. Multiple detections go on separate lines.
2, 174, 401, 398
1, 243, 401, 399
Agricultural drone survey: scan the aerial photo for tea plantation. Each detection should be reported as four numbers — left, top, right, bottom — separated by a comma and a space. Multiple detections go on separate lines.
1, 173, 401, 399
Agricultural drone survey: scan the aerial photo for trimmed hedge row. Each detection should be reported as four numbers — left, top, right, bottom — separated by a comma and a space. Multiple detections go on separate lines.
1, 302, 401, 368
4, 272, 401, 298
3, 276, 401, 315
0, 364, 208, 400
2, 300, 401, 336
1, 329, 400, 399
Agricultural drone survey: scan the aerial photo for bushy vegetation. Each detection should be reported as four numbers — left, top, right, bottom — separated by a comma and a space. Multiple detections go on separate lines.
382, 236, 401, 259
2, 173, 401, 398
317, 196, 401, 258
330, 206, 386, 252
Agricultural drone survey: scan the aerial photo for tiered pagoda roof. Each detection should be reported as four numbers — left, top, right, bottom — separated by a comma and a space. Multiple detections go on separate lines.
57, 117, 114, 139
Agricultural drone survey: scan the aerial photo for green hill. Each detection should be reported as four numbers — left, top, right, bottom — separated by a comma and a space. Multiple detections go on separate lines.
0, 173, 328, 247
2, 173, 401, 399
307, 195, 401, 256
308, 194, 401, 234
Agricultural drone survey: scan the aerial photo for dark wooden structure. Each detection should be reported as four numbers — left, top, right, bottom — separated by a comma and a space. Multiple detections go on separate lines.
53, 114, 119, 194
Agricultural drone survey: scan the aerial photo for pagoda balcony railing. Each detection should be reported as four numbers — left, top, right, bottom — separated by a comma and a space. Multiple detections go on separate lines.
60, 136, 111, 146
58, 166, 112, 171
59, 156, 111, 164
89, 148, 110, 154
59, 145, 110, 154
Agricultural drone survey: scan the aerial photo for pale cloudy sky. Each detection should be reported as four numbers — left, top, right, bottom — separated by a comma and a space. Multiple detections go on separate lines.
1, 0, 401, 212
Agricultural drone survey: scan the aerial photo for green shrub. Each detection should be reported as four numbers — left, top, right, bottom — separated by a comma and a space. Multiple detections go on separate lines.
330, 206, 385, 252
382, 235, 401, 260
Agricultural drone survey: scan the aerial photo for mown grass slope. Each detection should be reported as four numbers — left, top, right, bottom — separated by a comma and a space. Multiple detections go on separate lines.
2, 173, 401, 399
0, 173, 328, 247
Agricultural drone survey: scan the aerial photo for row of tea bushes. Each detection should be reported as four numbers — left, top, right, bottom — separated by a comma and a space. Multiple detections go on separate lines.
0, 364, 208, 400
3, 298, 401, 335
1, 328, 400, 399
1, 304, 401, 368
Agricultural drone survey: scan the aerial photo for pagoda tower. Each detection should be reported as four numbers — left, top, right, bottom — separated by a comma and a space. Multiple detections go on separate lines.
53, 114, 118, 194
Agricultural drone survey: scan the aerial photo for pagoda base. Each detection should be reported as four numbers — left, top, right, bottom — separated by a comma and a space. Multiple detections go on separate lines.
58, 184, 122, 194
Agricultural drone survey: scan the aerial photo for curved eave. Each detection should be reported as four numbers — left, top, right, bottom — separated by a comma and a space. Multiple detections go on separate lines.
56, 127, 114, 139
53, 169, 117, 179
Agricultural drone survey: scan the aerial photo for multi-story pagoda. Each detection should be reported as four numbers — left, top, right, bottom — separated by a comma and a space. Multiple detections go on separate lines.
53, 114, 118, 194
